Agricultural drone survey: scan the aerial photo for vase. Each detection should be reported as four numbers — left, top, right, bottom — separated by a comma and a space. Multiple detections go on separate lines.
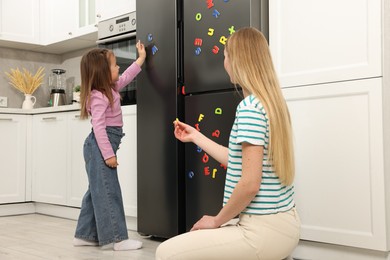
72, 92, 80, 103
22, 94, 36, 109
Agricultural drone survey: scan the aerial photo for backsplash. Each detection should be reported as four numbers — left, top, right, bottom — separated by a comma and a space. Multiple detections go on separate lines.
0, 46, 93, 108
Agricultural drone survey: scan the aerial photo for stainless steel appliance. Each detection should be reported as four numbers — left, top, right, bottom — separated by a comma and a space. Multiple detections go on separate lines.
49, 69, 67, 106
97, 12, 137, 106
137, 0, 269, 238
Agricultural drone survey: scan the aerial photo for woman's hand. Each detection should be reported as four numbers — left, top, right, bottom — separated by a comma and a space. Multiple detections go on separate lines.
135, 40, 146, 67
173, 120, 199, 143
190, 215, 220, 231
105, 156, 118, 168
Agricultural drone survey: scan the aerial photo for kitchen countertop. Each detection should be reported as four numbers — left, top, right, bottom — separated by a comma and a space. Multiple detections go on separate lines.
0, 103, 81, 115
0, 104, 137, 115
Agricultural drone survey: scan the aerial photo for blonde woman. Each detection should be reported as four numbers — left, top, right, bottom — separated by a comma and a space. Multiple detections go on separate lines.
156, 27, 300, 260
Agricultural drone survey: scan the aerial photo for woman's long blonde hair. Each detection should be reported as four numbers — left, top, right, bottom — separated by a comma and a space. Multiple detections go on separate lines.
226, 27, 295, 186
79, 48, 115, 119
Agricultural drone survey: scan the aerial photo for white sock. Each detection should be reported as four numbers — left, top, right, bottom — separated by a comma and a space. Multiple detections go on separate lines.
113, 239, 142, 251
73, 237, 99, 246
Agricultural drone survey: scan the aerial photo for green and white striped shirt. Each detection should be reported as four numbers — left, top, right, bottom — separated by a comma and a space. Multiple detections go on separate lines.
223, 94, 295, 215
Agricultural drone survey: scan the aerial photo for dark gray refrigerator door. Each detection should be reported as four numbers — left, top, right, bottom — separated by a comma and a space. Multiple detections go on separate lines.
136, 0, 184, 238
183, 0, 267, 94
184, 91, 242, 231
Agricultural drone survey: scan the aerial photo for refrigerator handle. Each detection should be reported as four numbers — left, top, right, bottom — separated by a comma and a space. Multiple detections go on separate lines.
177, 1, 184, 83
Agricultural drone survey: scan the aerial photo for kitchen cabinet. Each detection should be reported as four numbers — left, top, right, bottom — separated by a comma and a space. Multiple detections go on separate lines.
0, 114, 28, 204
40, 0, 97, 46
269, 0, 381, 88
32, 112, 68, 205
117, 105, 137, 217
283, 78, 387, 251
31, 107, 138, 215
95, 0, 135, 22
67, 111, 91, 207
0, 0, 40, 44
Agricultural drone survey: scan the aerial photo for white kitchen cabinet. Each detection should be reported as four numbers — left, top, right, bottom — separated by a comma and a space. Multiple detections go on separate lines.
67, 111, 91, 207
0, 114, 27, 203
32, 113, 68, 205
95, 0, 135, 22
0, 0, 40, 44
283, 78, 387, 251
40, 0, 97, 45
269, 0, 381, 88
117, 105, 137, 217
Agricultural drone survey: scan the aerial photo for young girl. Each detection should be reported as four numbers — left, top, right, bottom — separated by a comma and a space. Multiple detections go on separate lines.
156, 27, 300, 259
73, 41, 146, 251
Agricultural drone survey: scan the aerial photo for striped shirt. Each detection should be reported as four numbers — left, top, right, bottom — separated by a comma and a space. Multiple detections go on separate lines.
223, 94, 295, 215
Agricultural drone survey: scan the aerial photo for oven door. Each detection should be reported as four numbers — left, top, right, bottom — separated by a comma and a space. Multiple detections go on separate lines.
97, 32, 137, 106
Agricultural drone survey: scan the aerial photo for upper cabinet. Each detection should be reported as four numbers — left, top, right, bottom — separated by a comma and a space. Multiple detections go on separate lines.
0, 0, 136, 53
38, 0, 98, 53
95, 0, 135, 22
0, 0, 40, 44
269, 0, 382, 88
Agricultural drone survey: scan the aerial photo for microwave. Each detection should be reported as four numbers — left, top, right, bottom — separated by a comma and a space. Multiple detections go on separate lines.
97, 12, 137, 106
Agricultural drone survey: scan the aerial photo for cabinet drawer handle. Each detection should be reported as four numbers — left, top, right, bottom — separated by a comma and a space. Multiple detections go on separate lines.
0, 118, 12, 121
42, 117, 57, 121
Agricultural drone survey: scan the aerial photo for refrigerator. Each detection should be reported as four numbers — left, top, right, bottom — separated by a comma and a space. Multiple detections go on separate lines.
137, 0, 269, 238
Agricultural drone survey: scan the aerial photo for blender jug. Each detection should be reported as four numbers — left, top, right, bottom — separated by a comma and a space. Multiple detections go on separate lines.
49, 69, 67, 106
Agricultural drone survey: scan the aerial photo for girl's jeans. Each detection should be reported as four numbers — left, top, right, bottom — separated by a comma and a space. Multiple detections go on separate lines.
75, 126, 128, 245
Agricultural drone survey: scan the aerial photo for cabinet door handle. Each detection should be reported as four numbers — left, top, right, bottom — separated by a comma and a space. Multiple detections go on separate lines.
0, 118, 12, 121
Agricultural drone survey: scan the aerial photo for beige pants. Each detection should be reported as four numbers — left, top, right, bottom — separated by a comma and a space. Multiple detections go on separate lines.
155, 208, 300, 260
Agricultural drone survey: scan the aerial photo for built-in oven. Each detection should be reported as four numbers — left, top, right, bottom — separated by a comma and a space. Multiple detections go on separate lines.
97, 12, 137, 106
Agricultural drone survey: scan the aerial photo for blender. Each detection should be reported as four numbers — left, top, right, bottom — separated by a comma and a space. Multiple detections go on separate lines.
49, 69, 67, 106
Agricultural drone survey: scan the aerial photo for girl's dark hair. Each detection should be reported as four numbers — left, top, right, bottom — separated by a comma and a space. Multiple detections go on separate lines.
79, 48, 114, 119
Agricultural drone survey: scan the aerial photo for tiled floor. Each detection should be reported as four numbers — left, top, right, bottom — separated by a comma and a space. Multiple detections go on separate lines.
0, 214, 161, 260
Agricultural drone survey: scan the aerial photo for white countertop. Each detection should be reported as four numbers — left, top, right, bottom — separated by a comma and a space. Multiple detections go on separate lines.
0, 103, 81, 115
0, 103, 137, 115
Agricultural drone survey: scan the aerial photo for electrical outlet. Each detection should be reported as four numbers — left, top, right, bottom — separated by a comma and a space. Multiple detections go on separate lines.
0, 96, 8, 107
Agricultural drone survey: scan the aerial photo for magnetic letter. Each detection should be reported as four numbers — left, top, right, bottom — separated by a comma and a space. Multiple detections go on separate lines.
208, 28, 215, 36
194, 38, 203, 46
219, 36, 227, 45
212, 9, 220, 18
228, 26, 235, 35
212, 46, 219, 54
195, 47, 202, 56
212, 130, 220, 138
202, 153, 209, 163
204, 167, 210, 176
212, 169, 217, 178
188, 171, 194, 178
197, 146, 203, 153
195, 123, 200, 131
195, 13, 202, 21
152, 45, 159, 55
220, 163, 227, 170
198, 114, 204, 122
147, 33, 153, 42
215, 108, 222, 115
206, 0, 214, 9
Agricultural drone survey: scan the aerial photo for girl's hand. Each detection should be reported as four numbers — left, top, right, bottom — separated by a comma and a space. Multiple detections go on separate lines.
190, 215, 220, 231
173, 120, 199, 143
135, 40, 146, 67
105, 156, 118, 168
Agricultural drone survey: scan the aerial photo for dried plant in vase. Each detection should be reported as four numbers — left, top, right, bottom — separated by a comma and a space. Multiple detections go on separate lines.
5, 67, 45, 109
